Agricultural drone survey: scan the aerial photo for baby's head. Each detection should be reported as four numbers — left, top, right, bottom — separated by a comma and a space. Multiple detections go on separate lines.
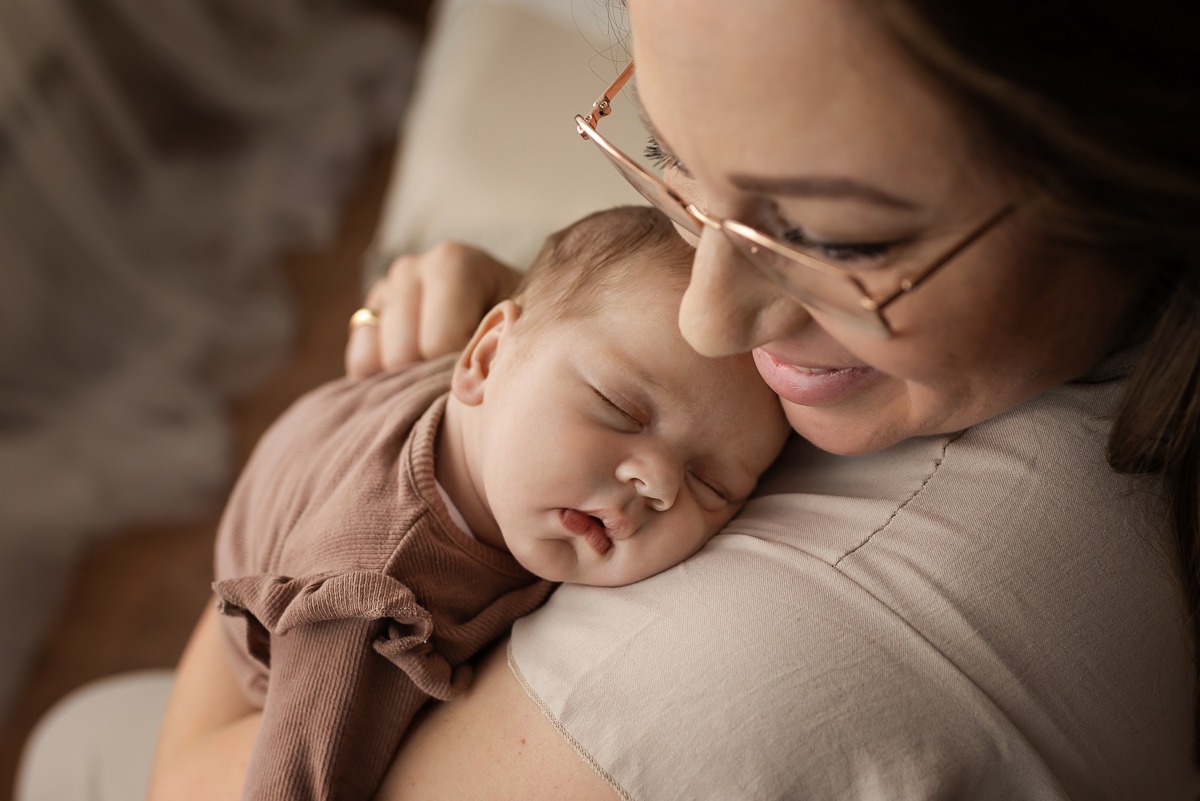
443, 206, 790, 587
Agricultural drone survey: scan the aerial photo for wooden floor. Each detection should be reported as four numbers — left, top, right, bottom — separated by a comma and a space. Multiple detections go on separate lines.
0, 142, 395, 800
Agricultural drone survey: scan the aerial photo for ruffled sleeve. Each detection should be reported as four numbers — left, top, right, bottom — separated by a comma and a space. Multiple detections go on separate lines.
213, 570, 483, 801
214, 570, 470, 701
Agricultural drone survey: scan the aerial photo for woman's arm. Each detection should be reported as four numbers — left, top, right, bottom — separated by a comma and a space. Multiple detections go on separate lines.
145, 601, 259, 801
378, 640, 618, 801
148, 602, 617, 800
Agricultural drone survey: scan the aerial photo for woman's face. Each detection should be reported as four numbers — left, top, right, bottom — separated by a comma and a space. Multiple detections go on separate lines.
628, 0, 1143, 454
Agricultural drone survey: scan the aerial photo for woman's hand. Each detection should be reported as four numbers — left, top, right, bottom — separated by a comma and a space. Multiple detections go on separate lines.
345, 242, 523, 378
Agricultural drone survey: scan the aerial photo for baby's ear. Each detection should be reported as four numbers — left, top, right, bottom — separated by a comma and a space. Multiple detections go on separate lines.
451, 300, 522, 405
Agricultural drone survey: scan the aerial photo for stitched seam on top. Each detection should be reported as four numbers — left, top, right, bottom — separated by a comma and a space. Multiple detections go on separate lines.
833, 432, 961, 567
507, 642, 636, 801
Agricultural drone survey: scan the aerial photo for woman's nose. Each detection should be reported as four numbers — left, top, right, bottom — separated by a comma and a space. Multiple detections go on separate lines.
615, 453, 680, 513
678, 227, 813, 357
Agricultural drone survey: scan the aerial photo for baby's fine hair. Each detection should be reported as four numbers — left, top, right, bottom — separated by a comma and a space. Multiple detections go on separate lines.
512, 205, 694, 325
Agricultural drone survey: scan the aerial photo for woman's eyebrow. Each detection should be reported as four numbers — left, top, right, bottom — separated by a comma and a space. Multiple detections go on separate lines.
727, 174, 920, 210
637, 101, 918, 212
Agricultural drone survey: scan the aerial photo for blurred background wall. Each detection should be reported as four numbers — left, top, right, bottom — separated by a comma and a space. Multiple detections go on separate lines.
0, 0, 421, 717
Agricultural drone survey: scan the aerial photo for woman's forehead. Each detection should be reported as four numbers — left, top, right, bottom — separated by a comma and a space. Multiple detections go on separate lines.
626, 0, 983, 210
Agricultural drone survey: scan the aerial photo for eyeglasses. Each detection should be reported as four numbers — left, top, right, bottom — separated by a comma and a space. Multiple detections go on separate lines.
575, 61, 1014, 338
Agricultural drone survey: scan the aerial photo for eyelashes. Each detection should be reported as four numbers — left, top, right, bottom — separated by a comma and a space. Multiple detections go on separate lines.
593, 387, 644, 430
779, 227, 896, 263
688, 470, 731, 505
644, 135, 686, 173
646, 138, 897, 265
648, 135, 892, 262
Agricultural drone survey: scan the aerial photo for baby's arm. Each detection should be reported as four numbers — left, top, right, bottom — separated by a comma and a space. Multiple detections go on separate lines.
236, 611, 435, 801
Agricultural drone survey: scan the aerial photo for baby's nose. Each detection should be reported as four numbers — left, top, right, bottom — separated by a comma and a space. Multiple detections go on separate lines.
616, 454, 680, 512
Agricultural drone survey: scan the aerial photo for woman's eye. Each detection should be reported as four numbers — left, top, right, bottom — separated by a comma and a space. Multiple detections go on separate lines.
644, 135, 688, 176
780, 227, 895, 264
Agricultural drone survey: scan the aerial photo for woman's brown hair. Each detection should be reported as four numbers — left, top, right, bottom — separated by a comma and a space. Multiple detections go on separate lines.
872, 0, 1200, 757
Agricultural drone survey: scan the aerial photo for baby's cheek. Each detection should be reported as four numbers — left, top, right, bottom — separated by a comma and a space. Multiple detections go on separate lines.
512, 536, 575, 583
689, 513, 731, 557
713, 500, 747, 532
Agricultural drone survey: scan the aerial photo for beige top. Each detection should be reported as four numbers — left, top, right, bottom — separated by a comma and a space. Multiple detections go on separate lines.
510, 352, 1198, 800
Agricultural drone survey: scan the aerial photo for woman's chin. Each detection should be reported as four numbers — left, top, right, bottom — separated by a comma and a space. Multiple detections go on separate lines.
780, 400, 906, 456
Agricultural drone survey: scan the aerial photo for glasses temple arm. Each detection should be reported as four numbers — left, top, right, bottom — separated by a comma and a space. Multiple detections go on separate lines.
582, 61, 636, 130
874, 204, 1017, 311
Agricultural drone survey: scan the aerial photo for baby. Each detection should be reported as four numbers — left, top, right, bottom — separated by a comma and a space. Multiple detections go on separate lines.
213, 205, 790, 801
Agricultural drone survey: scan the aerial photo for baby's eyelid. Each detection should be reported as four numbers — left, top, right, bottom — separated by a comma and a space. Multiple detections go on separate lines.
689, 469, 731, 504
593, 387, 644, 427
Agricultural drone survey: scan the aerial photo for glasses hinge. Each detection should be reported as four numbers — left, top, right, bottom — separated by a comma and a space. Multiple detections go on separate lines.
585, 98, 613, 128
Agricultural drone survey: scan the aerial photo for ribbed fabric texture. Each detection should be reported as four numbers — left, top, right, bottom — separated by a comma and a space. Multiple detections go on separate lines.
213, 356, 553, 801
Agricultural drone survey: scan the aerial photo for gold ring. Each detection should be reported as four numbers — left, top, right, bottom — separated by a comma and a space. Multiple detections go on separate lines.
349, 307, 380, 331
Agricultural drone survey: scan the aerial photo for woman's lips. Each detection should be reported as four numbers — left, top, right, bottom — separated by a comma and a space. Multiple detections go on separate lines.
752, 348, 880, 407
560, 509, 613, 555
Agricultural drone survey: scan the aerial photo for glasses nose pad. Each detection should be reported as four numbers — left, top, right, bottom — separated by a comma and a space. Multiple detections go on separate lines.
642, 184, 703, 239
688, 227, 826, 352
671, 220, 700, 248
722, 229, 888, 337
678, 230, 773, 356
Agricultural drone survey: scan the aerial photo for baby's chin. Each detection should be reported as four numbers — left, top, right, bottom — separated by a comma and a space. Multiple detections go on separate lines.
565, 557, 657, 588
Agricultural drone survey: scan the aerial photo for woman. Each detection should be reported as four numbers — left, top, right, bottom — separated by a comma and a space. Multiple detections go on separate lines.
149, 0, 1200, 798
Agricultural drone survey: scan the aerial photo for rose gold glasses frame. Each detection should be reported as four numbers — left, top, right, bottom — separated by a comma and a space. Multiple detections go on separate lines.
575, 61, 1015, 338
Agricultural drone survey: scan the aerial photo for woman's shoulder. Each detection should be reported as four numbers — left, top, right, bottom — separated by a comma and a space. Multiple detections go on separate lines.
756, 347, 1165, 554
510, 370, 1196, 800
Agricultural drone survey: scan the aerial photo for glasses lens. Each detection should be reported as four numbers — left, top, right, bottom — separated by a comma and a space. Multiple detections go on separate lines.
577, 117, 891, 336
722, 224, 888, 336
578, 117, 703, 236
608, 156, 703, 237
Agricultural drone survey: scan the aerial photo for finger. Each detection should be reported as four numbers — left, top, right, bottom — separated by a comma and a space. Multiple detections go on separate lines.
345, 320, 382, 379
416, 244, 525, 359
492, 259, 525, 300
417, 247, 492, 359
344, 280, 390, 378
377, 257, 424, 371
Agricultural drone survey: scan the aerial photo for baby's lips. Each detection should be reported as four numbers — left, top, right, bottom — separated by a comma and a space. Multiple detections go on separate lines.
560, 509, 614, 554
